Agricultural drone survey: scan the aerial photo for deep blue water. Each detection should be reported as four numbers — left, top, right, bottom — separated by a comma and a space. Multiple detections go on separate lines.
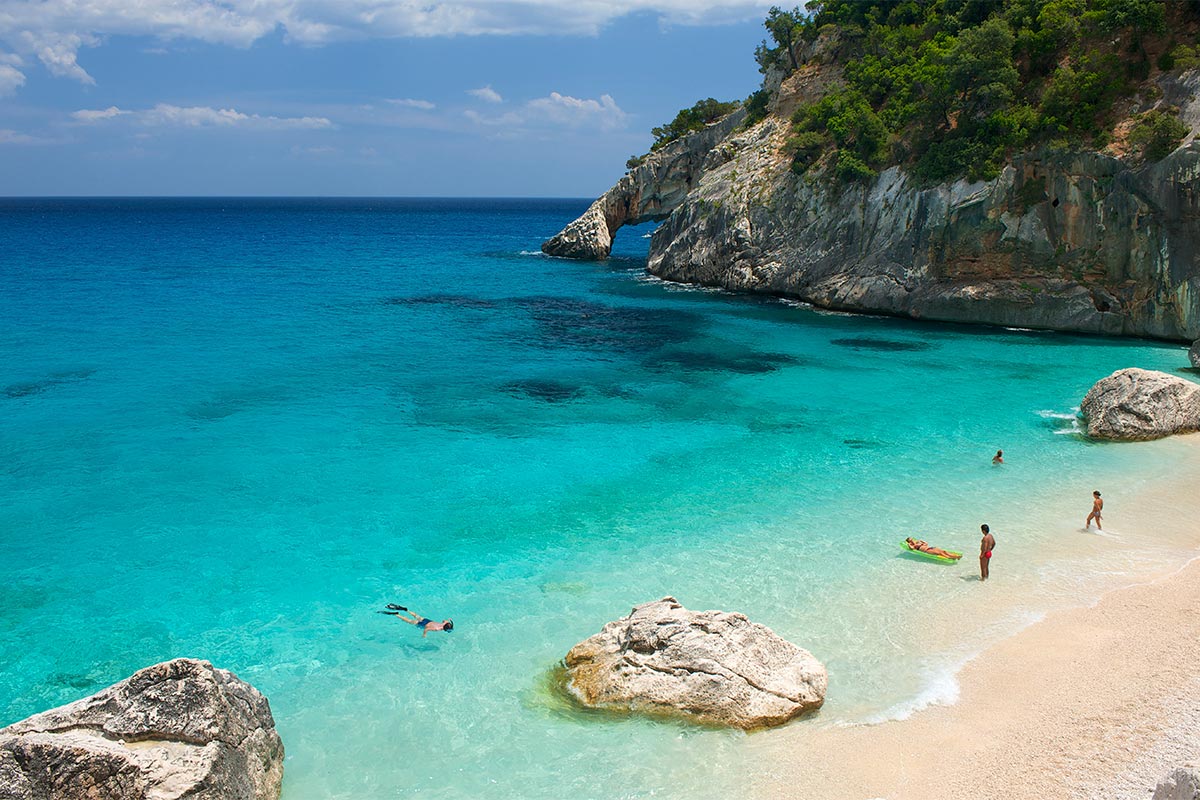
2, 198, 1197, 798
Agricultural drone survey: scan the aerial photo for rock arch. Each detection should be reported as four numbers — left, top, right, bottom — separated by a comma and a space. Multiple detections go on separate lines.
542, 110, 745, 260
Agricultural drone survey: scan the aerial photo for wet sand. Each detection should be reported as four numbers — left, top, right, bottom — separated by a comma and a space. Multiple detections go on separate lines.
751, 436, 1200, 800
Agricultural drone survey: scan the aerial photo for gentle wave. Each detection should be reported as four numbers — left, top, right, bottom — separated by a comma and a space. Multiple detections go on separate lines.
1037, 407, 1084, 435
1037, 408, 1081, 420
855, 610, 1046, 725
634, 273, 727, 293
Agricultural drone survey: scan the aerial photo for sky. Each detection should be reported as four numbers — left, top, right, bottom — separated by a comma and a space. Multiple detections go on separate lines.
0, 1, 776, 196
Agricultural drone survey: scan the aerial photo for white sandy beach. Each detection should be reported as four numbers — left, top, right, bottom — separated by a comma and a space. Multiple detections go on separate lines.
748, 435, 1200, 800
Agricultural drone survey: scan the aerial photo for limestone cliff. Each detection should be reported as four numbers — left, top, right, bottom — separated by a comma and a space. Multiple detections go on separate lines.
544, 67, 1200, 341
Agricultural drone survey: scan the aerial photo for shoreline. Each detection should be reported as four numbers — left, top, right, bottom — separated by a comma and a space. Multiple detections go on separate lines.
750, 434, 1200, 799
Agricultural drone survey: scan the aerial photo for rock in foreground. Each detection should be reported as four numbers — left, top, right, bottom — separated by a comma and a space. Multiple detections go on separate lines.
562, 597, 826, 729
1154, 765, 1200, 800
0, 658, 283, 800
1081, 368, 1200, 441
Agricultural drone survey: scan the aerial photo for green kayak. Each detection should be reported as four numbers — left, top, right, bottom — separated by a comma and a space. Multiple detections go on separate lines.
901, 540, 963, 564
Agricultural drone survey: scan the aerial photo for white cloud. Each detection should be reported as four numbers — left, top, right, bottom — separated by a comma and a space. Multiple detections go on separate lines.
466, 91, 628, 133
0, 2, 773, 91
72, 105, 128, 122
0, 128, 39, 144
0, 63, 25, 95
291, 144, 339, 156
387, 97, 435, 110
467, 85, 502, 104
72, 103, 333, 129
34, 33, 95, 83
527, 92, 627, 130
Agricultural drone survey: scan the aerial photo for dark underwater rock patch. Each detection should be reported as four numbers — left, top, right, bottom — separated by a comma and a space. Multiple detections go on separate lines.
185, 385, 291, 421
511, 296, 698, 354
4, 368, 95, 399
187, 400, 241, 421
499, 379, 585, 403
747, 419, 806, 434
645, 349, 800, 374
842, 438, 886, 450
382, 294, 498, 310
830, 338, 933, 352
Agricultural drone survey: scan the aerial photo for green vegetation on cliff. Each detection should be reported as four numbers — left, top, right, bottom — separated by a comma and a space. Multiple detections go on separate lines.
757, 0, 1197, 183
650, 98, 741, 150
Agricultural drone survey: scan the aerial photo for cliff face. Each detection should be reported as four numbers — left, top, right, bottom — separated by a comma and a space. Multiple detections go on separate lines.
544, 69, 1200, 341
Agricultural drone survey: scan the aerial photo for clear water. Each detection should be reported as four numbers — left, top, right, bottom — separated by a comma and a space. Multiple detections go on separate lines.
2, 198, 1197, 798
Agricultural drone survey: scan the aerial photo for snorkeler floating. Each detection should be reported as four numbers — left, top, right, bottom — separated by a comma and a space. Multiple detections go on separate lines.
378, 604, 454, 636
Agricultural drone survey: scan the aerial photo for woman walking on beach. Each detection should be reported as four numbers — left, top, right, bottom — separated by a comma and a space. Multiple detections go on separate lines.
979, 524, 995, 581
1086, 491, 1103, 530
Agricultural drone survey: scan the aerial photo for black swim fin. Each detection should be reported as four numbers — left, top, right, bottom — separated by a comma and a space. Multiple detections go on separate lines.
377, 610, 400, 616
386, 604, 408, 611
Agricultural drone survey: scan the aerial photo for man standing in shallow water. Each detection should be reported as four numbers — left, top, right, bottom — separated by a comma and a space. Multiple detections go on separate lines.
979, 524, 995, 581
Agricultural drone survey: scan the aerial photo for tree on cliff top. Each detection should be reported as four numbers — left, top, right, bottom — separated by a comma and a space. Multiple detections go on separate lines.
755, 6, 806, 73
650, 98, 741, 150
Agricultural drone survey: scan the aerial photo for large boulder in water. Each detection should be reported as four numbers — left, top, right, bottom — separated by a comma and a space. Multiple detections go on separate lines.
1154, 765, 1200, 800
1081, 368, 1200, 441
561, 596, 826, 729
1191, 339, 1200, 368
0, 658, 283, 800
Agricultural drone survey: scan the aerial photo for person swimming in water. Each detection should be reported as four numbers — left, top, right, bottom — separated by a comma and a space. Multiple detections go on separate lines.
992, 449, 1004, 464
905, 537, 963, 560
979, 524, 995, 581
380, 604, 453, 636
1086, 490, 1103, 530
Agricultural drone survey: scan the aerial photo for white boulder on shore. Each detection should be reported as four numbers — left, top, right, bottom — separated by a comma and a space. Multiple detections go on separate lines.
0, 658, 283, 800
562, 596, 826, 730
1080, 368, 1200, 441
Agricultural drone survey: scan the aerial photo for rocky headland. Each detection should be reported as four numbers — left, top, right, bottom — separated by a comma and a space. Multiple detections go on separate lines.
0, 658, 283, 800
561, 597, 826, 730
545, 28, 1200, 342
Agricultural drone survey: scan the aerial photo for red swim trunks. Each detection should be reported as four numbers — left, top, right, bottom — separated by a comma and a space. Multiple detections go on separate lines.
983, 551, 992, 558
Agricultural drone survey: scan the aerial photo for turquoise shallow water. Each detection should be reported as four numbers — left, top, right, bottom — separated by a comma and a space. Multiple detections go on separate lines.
2, 198, 1198, 798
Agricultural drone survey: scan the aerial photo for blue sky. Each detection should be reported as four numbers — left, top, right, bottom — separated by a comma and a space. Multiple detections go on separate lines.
0, 2, 775, 196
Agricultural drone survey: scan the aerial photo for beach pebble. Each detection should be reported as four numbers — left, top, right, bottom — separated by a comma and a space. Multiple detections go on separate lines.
1081, 368, 1200, 441
1154, 765, 1200, 800
561, 596, 826, 729
0, 658, 283, 800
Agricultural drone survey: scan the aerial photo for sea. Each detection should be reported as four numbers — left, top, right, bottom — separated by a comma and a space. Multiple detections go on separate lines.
2, 197, 1198, 799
